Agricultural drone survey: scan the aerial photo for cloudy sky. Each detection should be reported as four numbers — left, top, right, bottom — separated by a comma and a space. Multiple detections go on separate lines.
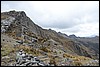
1, 1, 99, 37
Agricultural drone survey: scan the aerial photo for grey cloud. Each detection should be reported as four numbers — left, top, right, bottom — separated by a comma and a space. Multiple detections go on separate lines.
1, 1, 99, 37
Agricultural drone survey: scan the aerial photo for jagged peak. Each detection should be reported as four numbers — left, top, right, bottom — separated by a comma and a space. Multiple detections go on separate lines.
1, 10, 26, 18
69, 34, 77, 38
2, 10, 25, 14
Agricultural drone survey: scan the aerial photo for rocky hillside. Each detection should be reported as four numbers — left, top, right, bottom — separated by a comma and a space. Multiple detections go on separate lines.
68, 35, 99, 59
1, 10, 99, 66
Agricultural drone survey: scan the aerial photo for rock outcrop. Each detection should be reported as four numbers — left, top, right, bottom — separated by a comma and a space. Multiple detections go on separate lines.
14, 49, 48, 66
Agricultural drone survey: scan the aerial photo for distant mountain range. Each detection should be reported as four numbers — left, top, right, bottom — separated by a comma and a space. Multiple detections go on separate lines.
1, 10, 99, 66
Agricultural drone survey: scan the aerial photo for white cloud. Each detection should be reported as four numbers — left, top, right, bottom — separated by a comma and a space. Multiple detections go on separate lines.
57, 22, 99, 37
1, 1, 99, 37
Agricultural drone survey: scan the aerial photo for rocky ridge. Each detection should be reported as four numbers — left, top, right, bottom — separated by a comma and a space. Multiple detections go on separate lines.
1, 10, 99, 66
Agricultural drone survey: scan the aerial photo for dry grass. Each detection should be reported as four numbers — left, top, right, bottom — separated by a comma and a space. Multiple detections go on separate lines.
15, 37, 23, 40
15, 45, 40, 56
1, 14, 9, 20
1, 44, 15, 56
40, 46, 51, 52
72, 61, 82, 66
63, 53, 73, 58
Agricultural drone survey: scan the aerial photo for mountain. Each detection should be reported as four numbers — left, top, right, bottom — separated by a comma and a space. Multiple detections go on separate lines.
68, 35, 99, 59
69, 34, 77, 38
1, 10, 99, 66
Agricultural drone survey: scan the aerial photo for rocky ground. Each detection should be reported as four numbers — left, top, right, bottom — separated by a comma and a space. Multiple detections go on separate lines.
1, 33, 99, 66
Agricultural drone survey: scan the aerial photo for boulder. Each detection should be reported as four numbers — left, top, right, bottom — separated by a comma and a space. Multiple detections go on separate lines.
16, 40, 23, 44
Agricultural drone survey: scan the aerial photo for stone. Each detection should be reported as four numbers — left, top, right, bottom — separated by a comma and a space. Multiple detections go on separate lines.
21, 53, 26, 57
24, 62, 32, 66
2, 56, 10, 59
32, 38, 37, 43
16, 40, 23, 44
18, 51, 22, 55
19, 60, 26, 65
34, 57, 40, 62
31, 60, 37, 64
37, 62, 45, 66
30, 56, 34, 59
14, 49, 49, 66
19, 64, 26, 66
15, 64, 20, 66
1, 28, 6, 33
28, 44, 33, 46
32, 63, 38, 66
27, 56, 31, 60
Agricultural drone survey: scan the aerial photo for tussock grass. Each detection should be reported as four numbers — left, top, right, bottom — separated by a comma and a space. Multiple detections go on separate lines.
1, 44, 15, 56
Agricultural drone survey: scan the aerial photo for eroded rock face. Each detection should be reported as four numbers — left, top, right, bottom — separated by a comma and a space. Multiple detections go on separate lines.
1, 16, 15, 33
